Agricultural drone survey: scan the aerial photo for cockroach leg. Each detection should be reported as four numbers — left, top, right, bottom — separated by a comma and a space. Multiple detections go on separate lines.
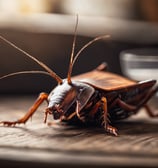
101, 97, 118, 136
76, 101, 86, 122
66, 111, 77, 120
89, 97, 118, 136
89, 101, 101, 117
110, 98, 137, 111
44, 108, 52, 123
0, 92, 48, 126
139, 86, 158, 117
109, 86, 158, 118
109, 87, 158, 114
137, 85, 158, 108
144, 104, 158, 117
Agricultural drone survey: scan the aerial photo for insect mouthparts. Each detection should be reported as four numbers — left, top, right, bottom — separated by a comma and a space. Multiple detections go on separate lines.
51, 104, 64, 120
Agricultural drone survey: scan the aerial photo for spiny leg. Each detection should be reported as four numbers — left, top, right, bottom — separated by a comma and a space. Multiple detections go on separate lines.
0, 92, 48, 126
88, 97, 118, 136
144, 104, 158, 117
100, 97, 118, 136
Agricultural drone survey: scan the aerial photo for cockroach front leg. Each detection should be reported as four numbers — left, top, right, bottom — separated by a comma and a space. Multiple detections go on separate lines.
76, 100, 86, 122
0, 92, 48, 126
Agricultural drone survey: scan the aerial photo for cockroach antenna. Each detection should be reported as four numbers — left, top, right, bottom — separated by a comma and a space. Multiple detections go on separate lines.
66, 15, 110, 82
0, 35, 63, 84
72, 34, 110, 67
0, 16, 110, 84
0, 71, 52, 80
67, 14, 78, 84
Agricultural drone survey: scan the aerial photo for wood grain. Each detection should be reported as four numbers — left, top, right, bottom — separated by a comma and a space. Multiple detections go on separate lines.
0, 95, 158, 167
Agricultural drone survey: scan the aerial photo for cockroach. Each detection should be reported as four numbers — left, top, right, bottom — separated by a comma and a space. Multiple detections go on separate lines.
0, 17, 158, 136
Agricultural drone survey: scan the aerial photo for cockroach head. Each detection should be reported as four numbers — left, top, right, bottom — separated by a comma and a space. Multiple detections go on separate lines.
47, 80, 78, 120
47, 80, 95, 121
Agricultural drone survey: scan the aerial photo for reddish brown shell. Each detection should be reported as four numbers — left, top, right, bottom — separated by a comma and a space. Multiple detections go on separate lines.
72, 64, 137, 91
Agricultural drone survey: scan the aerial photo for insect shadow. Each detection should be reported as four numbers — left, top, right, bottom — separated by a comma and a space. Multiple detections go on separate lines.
4, 119, 158, 139
115, 120, 158, 135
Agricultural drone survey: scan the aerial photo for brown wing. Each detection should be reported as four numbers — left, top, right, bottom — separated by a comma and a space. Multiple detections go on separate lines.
72, 68, 137, 91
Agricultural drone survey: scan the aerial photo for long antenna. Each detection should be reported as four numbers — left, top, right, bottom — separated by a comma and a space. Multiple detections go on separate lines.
71, 35, 110, 74
0, 35, 63, 84
67, 15, 78, 84
0, 71, 52, 80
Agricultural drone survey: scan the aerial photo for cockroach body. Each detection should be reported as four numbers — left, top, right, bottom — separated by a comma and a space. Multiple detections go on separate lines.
0, 17, 158, 136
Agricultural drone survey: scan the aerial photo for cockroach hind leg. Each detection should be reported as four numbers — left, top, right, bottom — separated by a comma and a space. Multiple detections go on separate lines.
144, 104, 158, 118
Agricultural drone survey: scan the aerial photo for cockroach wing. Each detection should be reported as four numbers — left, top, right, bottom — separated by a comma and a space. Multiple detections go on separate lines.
72, 67, 136, 91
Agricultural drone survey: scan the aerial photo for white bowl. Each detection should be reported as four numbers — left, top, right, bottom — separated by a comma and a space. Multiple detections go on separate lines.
120, 48, 158, 82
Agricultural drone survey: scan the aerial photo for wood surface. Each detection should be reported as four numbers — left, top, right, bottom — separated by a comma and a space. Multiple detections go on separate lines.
0, 95, 158, 168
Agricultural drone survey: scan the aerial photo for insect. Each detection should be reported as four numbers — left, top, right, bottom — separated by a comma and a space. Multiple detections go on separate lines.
0, 17, 158, 136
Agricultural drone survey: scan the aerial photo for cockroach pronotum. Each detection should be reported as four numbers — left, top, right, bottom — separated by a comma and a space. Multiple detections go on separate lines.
0, 17, 158, 136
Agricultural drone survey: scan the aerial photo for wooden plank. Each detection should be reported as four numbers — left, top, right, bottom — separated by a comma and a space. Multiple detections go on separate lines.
0, 96, 158, 167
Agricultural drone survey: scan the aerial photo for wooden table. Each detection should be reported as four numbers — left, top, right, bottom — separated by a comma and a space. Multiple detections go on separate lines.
0, 95, 158, 168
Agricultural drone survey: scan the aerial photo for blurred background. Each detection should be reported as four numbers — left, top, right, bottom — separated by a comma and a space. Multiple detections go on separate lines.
0, 0, 158, 94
